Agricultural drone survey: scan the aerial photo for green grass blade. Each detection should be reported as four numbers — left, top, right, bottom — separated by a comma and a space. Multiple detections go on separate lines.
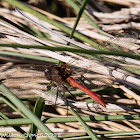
0, 114, 139, 126
0, 96, 26, 118
0, 112, 26, 134
63, 131, 140, 139
69, 108, 98, 140
0, 82, 59, 140
26, 97, 45, 140
68, 0, 89, 40
65, 0, 100, 30
0, 50, 58, 63
101, 131, 140, 138
0, 44, 140, 60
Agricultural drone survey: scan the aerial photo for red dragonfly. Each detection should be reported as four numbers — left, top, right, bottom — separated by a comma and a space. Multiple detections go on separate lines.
45, 63, 106, 107
15, 8, 106, 107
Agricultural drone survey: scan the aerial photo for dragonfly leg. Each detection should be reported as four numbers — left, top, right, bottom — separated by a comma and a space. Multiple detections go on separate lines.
54, 86, 59, 106
62, 84, 76, 101
93, 102, 104, 112
46, 81, 54, 91
61, 86, 68, 116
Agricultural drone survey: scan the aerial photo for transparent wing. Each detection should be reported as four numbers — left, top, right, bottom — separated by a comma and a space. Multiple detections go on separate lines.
15, 7, 94, 50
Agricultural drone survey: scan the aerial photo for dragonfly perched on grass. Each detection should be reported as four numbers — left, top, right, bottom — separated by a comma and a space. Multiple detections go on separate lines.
45, 62, 106, 107
13, 7, 106, 107
14, 7, 140, 108
1, 7, 139, 114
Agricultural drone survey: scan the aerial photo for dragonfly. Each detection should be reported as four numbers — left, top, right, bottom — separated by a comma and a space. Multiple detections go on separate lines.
0, 60, 106, 108
7, 8, 139, 109
14, 8, 106, 107
45, 63, 106, 107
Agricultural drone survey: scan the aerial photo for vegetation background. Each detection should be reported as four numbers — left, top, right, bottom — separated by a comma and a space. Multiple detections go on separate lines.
0, 0, 140, 139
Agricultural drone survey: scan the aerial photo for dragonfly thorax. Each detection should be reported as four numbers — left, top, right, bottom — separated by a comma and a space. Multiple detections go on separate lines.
44, 64, 72, 85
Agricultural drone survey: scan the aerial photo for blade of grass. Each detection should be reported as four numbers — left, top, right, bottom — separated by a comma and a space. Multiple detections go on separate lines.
0, 96, 26, 118
63, 131, 140, 139
0, 44, 140, 60
69, 107, 99, 140
68, 0, 89, 41
0, 114, 139, 126
0, 112, 26, 135
59, 132, 86, 139
0, 82, 59, 140
65, 0, 100, 30
26, 97, 45, 140
0, 50, 58, 63
64, 1, 112, 37
100, 131, 140, 138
